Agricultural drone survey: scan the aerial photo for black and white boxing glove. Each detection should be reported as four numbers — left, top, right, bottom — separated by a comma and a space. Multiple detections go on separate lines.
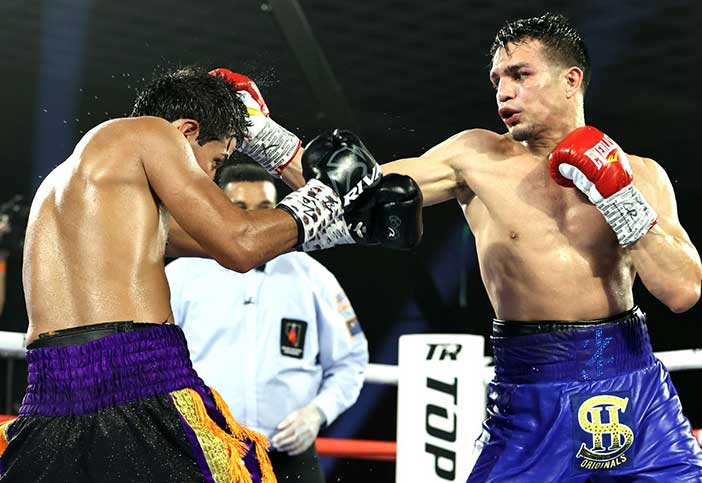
276, 130, 383, 247
300, 174, 424, 251
302, 129, 382, 212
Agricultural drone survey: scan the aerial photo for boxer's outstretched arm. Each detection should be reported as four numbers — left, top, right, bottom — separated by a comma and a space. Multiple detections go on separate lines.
382, 130, 475, 206
279, 148, 305, 189
629, 157, 701, 312
140, 117, 297, 272
277, 129, 477, 205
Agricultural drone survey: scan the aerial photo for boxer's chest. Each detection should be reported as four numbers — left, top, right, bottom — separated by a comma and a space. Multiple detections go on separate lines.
462, 156, 617, 251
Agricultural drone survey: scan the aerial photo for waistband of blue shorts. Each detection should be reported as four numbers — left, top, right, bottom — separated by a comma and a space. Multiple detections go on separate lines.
20, 322, 203, 417
491, 306, 656, 383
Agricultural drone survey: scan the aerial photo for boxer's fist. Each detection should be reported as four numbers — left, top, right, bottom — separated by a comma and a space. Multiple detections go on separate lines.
276, 180, 343, 247
209, 68, 300, 176
300, 174, 423, 251
302, 129, 382, 212
549, 126, 633, 203
548, 126, 657, 246
348, 174, 423, 249
210, 68, 270, 117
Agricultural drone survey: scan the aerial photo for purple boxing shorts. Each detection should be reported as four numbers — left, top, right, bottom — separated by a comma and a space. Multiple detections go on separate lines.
0, 322, 274, 483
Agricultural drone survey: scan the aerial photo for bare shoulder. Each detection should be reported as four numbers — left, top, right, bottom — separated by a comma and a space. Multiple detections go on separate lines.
429, 128, 503, 155
422, 128, 505, 172
629, 154, 676, 207
87, 116, 178, 145
629, 154, 671, 187
81, 117, 188, 167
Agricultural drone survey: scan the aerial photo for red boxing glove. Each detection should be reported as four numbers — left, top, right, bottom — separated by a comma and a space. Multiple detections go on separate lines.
210, 68, 269, 116
210, 68, 300, 176
549, 126, 633, 201
548, 126, 657, 246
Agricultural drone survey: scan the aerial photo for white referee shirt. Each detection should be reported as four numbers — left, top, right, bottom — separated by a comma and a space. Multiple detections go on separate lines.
166, 252, 369, 439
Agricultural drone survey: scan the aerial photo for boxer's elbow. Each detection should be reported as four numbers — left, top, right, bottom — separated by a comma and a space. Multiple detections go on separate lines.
217, 227, 265, 273
223, 257, 256, 273
664, 282, 701, 314
216, 250, 256, 273
213, 238, 257, 273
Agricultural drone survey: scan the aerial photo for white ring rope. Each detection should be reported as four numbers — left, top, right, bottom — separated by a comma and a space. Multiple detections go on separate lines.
1, 330, 701, 382
0, 331, 26, 359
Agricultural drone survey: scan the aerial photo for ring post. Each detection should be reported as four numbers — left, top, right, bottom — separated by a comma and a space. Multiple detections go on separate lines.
396, 334, 485, 483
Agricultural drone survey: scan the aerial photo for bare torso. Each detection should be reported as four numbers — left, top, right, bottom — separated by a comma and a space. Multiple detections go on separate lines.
23, 119, 173, 342
454, 130, 637, 321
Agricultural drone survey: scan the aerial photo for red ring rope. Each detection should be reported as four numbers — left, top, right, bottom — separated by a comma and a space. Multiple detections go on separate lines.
316, 437, 396, 461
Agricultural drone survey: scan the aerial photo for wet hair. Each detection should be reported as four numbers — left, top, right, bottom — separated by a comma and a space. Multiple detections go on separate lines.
490, 13, 591, 93
217, 162, 274, 189
130, 66, 250, 144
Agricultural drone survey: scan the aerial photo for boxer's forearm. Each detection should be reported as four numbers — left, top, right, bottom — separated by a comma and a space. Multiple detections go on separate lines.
629, 223, 702, 313
279, 148, 305, 190
166, 219, 208, 258
167, 209, 298, 269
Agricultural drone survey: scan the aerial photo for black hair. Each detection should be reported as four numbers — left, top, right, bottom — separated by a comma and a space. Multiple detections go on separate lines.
490, 13, 591, 93
130, 66, 250, 144
217, 162, 273, 189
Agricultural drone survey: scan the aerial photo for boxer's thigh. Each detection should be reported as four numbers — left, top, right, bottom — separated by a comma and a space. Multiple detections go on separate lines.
467, 380, 589, 483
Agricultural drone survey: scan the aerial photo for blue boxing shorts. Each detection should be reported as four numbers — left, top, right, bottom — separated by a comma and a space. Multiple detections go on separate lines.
467, 306, 702, 482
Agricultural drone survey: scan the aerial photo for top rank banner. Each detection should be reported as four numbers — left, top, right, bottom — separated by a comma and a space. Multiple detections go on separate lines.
396, 334, 486, 483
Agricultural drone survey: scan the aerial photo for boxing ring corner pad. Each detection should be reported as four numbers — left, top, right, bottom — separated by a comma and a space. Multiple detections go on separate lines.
396, 334, 486, 483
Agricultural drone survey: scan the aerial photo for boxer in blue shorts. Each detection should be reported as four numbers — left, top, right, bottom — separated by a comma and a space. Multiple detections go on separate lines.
468, 307, 701, 481
271, 12, 702, 482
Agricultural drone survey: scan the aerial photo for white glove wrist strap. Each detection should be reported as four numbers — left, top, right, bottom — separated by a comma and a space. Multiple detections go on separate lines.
299, 217, 355, 252
277, 180, 343, 246
596, 184, 657, 247
239, 117, 301, 177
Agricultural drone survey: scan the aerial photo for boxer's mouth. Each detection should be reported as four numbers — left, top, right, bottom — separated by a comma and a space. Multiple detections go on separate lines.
498, 108, 520, 126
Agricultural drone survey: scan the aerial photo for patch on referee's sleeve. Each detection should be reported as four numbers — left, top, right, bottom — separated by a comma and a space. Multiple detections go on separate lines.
336, 292, 354, 318
336, 292, 362, 337
346, 317, 363, 337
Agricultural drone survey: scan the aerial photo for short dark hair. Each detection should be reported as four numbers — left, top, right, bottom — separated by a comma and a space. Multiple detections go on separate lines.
218, 162, 274, 189
130, 66, 250, 144
490, 13, 591, 93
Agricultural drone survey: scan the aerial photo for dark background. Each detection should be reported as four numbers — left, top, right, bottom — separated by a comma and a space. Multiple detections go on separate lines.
0, 1, 700, 481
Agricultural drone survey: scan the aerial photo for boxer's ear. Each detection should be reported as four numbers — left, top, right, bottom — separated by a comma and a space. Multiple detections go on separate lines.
172, 119, 201, 140
564, 67, 584, 98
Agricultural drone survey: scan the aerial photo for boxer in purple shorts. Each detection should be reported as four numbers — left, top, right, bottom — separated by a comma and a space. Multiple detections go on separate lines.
0, 322, 269, 482
0, 65, 401, 481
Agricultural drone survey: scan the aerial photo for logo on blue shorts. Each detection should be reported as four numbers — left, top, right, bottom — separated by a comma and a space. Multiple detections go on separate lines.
571, 392, 634, 471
